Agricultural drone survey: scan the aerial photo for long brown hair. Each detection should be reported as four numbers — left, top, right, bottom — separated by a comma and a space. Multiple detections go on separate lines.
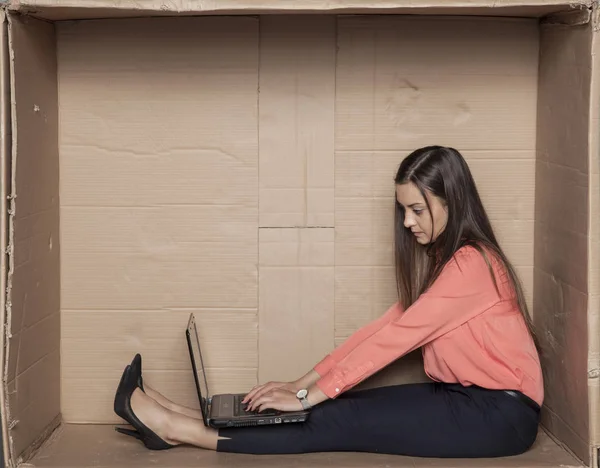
394, 146, 538, 347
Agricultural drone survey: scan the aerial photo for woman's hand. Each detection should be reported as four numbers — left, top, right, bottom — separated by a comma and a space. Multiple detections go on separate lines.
242, 381, 298, 406
247, 388, 303, 413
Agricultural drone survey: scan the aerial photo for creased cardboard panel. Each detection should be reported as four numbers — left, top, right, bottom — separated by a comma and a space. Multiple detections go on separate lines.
63, 368, 256, 423
62, 309, 257, 422
6, 13, 61, 461
58, 18, 258, 209
62, 245, 257, 310
334, 266, 398, 342
58, 17, 259, 311
334, 16, 537, 366
336, 16, 539, 152
7, 351, 60, 459
62, 310, 257, 371
334, 159, 535, 265
535, 20, 592, 464
61, 206, 257, 309
58, 16, 259, 423
259, 228, 335, 383
259, 16, 335, 228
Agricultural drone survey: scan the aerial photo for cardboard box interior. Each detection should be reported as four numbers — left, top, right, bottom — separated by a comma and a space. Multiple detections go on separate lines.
0, 1, 598, 467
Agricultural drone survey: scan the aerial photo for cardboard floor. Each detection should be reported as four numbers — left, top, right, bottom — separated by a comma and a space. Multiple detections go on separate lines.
25, 424, 582, 468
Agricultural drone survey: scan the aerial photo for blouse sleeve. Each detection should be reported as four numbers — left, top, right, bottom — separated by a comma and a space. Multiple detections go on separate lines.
315, 246, 502, 399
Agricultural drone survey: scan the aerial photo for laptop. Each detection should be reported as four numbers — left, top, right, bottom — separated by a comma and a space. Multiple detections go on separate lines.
185, 312, 311, 429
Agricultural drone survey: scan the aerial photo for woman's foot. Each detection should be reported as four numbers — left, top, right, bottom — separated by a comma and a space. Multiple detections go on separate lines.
126, 353, 202, 420
113, 366, 177, 450
123, 383, 220, 450
129, 387, 180, 447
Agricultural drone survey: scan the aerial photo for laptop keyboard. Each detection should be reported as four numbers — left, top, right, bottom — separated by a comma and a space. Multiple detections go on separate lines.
234, 395, 279, 416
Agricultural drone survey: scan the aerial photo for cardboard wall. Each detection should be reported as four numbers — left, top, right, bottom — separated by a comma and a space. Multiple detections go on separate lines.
0, 10, 11, 464
57, 15, 540, 423
535, 18, 592, 464
589, 11, 600, 455
5, 14, 61, 461
57, 16, 260, 423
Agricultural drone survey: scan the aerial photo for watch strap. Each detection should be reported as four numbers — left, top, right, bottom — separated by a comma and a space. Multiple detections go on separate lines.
299, 397, 312, 410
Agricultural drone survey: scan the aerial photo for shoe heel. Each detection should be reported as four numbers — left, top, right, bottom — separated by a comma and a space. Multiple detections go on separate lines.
115, 427, 142, 441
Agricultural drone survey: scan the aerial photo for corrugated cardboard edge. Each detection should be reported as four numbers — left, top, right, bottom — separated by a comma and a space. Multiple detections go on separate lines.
0, 6, 16, 467
3, 0, 595, 21
3, 10, 61, 464
0, 11, 62, 468
589, 5, 600, 468
0, 7, 10, 468
5, 0, 596, 11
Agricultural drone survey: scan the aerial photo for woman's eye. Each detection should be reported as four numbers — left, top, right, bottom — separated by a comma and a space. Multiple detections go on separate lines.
413, 209, 423, 215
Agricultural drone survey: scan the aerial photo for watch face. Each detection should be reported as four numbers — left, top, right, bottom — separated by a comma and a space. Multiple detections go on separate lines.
297, 389, 308, 399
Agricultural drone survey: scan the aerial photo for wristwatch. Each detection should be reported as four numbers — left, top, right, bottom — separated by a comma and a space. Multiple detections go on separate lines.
296, 388, 312, 410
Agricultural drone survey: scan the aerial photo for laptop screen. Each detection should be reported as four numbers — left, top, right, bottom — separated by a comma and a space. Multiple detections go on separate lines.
186, 313, 211, 423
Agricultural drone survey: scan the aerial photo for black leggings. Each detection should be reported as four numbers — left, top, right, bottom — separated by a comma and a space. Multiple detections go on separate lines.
216, 382, 540, 457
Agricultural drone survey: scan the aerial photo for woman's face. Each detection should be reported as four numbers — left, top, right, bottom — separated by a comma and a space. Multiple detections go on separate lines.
396, 182, 448, 245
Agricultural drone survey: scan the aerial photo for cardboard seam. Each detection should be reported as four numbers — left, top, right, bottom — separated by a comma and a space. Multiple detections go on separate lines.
14, 414, 60, 467
540, 425, 588, 467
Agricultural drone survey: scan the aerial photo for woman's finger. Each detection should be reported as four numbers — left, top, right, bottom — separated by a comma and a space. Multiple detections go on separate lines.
248, 384, 277, 404
243, 383, 270, 403
250, 393, 271, 412
246, 382, 279, 405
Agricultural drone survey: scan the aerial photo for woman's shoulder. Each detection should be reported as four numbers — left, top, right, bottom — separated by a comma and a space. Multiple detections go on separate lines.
447, 243, 503, 277
451, 243, 490, 264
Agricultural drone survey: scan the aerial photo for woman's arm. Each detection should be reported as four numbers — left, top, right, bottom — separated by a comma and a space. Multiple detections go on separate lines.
315, 247, 501, 399
244, 304, 404, 406
312, 302, 405, 377
294, 369, 321, 390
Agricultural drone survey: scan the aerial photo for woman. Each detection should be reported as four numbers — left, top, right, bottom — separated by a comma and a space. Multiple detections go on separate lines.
114, 145, 543, 457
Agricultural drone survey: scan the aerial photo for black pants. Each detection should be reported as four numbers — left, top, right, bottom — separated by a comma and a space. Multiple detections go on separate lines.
216, 383, 540, 457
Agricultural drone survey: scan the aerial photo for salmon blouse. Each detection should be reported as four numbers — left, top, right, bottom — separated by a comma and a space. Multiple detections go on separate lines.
314, 245, 544, 406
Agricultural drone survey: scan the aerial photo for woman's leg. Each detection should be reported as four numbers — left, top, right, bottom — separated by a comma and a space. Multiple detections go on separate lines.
130, 386, 222, 449
216, 383, 540, 457
142, 384, 204, 420
128, 382, 540, 457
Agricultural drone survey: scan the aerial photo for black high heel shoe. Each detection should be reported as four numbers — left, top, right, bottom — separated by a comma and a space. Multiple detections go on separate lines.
114, 365, 132, 421
130, 353, 144, 392
113, 366, 176, 450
